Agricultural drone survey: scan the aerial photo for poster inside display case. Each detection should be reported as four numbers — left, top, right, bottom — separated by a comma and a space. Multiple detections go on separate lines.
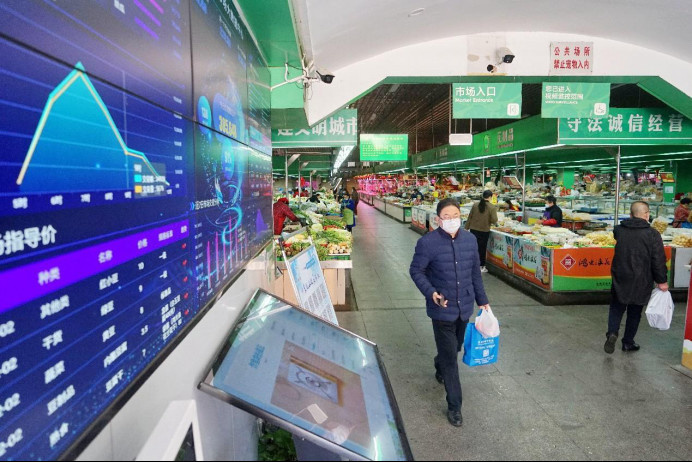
199, 290, 412, 461
502, 176, 523, 190
659, 172, 675, 183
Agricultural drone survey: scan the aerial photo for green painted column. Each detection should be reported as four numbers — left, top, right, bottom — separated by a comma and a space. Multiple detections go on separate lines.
556, 168, 575, 189
563, 168, 575, 189
525, 168, 534, 185
674, 161, 692, 194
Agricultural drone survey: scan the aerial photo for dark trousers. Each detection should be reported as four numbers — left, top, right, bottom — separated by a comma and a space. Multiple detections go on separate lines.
607, 298, 644, 346
432, 318, 468, 412
470, 229, 490, 266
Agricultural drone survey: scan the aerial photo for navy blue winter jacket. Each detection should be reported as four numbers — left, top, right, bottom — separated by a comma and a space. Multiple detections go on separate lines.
409, 228, 490, 322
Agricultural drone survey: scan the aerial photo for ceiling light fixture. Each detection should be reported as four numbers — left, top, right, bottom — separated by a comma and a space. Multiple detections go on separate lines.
408, 8, 425, 17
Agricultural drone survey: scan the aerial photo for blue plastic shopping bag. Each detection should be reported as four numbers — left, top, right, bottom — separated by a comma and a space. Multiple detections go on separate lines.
462, 316, 499, 367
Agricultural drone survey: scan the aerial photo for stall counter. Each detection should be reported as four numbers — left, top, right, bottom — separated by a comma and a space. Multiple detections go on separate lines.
273, 259, 352, 307
486, 230, 681, 302
359, 191, 375, 206
411, 206, 429, 232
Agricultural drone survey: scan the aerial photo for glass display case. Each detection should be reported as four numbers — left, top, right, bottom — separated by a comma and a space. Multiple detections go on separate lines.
557, 197, 677, 221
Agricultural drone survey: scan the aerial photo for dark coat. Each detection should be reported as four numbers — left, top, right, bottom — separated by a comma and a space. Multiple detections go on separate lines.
409, 228, 489, 322
611, 217, 668, 305
542, 204, 563, 227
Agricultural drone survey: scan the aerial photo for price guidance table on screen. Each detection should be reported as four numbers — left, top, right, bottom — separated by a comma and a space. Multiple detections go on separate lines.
0, 0, 273, 459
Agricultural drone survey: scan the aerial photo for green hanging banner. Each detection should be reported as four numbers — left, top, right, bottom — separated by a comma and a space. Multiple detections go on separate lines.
541, 82, 610, 119
452, 83, 522, 119
272, 109, 358, 147
558, 108, 692, 145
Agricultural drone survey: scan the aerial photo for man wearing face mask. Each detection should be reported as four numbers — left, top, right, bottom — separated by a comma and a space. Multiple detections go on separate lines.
409, 198, 491, 428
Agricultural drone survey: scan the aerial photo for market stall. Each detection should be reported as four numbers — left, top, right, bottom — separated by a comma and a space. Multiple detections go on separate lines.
368, 195, 414, 223
411, 205, 434, 233
359, 191, 375, 206
385, 198, 413, 223
485, 223, 689, 304
272, 198, 355, 307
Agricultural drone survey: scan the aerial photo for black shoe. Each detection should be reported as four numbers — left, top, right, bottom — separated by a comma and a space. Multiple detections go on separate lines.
447, 410, 463, 427
435, 371, 444, 384
604, 333, 618, 354
622, 343, 640, 352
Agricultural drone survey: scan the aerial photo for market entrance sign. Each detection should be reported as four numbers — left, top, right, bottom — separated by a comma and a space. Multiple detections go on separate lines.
272, 109, 357, 147
541, 82, 610, 118
558, 108, 692, 145
359, 134, 409, 161
453, 83, 522, 119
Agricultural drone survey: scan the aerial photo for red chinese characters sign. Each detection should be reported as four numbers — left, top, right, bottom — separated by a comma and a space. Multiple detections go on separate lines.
549, 42, 593, 75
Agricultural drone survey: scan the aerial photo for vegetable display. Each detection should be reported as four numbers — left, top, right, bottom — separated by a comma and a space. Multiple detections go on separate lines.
275, 196, 353, 261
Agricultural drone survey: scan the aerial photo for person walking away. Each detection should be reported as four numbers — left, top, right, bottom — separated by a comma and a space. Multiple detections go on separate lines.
341, 193, 356, 232
272, 197, 300, 236
465, 190, 498, 273
540, 195, 563, 227
351, 187, 360, 216
673, 197, 691, 228
605, 201, 668, 353
410, 198, 491, 427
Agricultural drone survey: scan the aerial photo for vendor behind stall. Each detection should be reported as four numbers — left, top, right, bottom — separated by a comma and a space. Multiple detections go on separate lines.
540, 195, 563, 227
341, 193, 356, 232
273, 197, 300, 235
673, 197, 691, 228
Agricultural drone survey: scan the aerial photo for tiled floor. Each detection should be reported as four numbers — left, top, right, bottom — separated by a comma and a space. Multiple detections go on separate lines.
337, 203, 692, 461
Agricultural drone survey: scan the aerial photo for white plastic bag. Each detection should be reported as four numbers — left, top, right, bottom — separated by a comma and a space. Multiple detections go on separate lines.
645, 288, 674, 330
475, 307, 500, 338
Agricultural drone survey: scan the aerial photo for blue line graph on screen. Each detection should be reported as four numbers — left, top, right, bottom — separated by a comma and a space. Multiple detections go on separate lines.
16, 62, 169, 193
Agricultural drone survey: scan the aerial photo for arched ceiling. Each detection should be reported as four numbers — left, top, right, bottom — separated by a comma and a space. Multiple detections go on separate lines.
296, 0, 692, 72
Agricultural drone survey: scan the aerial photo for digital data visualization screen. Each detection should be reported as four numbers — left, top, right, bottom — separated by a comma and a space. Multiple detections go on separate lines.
0, 0, 193, 118
201, 290, 413, 461
191, 0, 249, 145
246, 50, 272, 155
0, 0, 273, 460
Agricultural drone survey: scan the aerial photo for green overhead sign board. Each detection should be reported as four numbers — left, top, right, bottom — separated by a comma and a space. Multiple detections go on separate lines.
473, 116, 559, 157
272, 108, 358, 147
359, 134, 409, 161
558, 108, 692, 145
541, 82, 610, 118
453, 83, 522, 119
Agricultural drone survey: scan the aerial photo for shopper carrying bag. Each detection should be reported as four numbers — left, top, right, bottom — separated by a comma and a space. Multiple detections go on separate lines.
409, 198, 492, 428
645, 288, 674, 330
604, 201, 668, 354
463, 310, 500, 367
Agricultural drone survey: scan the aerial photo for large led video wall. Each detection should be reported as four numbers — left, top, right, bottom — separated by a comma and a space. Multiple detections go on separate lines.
0, 0, 272, 459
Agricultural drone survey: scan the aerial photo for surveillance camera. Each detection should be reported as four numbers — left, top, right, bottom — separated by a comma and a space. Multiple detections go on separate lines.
497, 47, 515, 64
486, 64, 497, 73
316, 71, 335, 84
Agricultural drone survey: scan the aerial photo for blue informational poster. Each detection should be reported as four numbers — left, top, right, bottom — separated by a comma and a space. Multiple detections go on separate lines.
285, 245, 338, 325
0, 0, 272, 459
203, 290, 413, 461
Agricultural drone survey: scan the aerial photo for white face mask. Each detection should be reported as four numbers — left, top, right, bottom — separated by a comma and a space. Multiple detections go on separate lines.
441, 218, 461, 235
